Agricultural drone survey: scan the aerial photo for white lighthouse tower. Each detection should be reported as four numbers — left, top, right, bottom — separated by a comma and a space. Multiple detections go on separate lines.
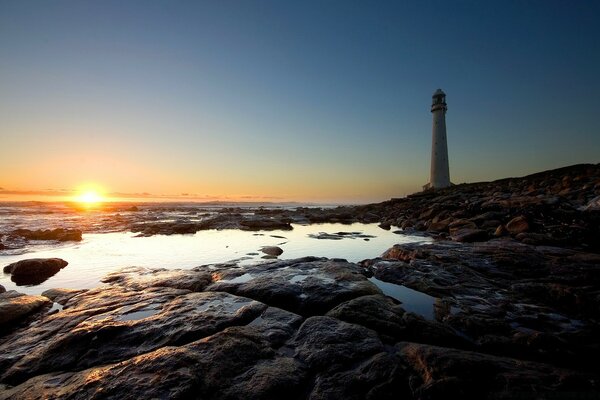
424, 89, 451, 190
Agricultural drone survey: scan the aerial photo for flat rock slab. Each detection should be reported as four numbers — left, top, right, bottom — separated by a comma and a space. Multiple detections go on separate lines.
0, 291, 51, 325
205, 257, 382, 316
0, 256, 598, 399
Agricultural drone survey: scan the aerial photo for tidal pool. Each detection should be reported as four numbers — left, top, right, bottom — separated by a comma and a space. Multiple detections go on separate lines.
1, 223, 430, 295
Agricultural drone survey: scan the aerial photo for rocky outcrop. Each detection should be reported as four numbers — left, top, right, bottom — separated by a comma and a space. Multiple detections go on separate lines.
131, 214, 292, 236
12, 228, 82, 242
260, 246, 283, 256
0, 291, 51, 326
370, 239, 600, 370
0, 255, 598, 399
351, 163, 600, 251
3, 258, 68, 285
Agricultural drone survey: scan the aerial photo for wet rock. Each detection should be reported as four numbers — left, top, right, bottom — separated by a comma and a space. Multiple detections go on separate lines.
399, 342, 598, 399
292, 316, 384, 369
0, 287, 275, 385
308, 231, 375, 240
0, 311, 305, 400
326, 294, 468, 348
506, 215, 529, 234
131, 214, 292, 236
3, 258, 68, 285
12, 228, 82, 242
370, 240, 600, 369
0, 290, 51, 325
260, 246, 283, 256
207, 257, 381, 316
40, 288, 86, 305
0, 285, 4, 294
427, 217, 452, 232
450, 228, 488, 242
102, 266, 213, 292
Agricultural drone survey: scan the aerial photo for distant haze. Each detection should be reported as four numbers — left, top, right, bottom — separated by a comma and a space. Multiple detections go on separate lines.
1, 1, 599, 203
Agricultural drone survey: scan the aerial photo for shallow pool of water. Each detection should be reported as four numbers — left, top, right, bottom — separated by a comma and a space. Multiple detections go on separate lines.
369, 277, 437, 320
1, 223, 429, 295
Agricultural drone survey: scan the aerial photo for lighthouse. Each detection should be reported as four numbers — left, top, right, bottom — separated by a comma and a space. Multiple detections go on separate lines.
424, 89, 451, 190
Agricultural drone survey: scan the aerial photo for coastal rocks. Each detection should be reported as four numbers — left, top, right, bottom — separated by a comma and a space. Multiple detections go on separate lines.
308, 231, 376, 240
41, 288, 86, 304
12, 228, 82, 242
0, 288, 274, 385
0, 284, 4, 293
346, 163, 600, 251
131, 214, 293, 236
3, 258, 68, 285
206, 257, 382, 316
450, 228, 488, 242
0, 290, 51, 326
371, 240, 600, 369
102, 266, 213, 292
398, 342, 597, 399
260, 246, 283, 256
0, 255, 598, 399
505, 215, 529, 234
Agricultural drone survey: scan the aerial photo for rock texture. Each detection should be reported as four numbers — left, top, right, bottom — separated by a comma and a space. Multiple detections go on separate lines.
0, 291, 51, 326
12, 228, 82, 242
1, 255, 598, 399
3, 258, 68, 285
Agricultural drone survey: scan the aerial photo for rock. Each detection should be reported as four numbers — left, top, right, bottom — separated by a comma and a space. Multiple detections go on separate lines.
494, 224, 507, 237
0, 253, 599, 399
451, 228, 488, 242
0, 290, 51, 326
0, 288, 278, 385
40, 288, 86, 304
260, 246, 283, 256
378, 221, 391, 230
398, 342, 597, 399
506, 215, 529, 234
12, 228, 82, 242
326, 294, 469, 348
292, 316, 384, 369
102, 266, 213, 292
308, 231, 375, 240
448, 219, 478, 233
581, 195, 600, 211
3, 258, 68, 285
0, 285, 4, 294
206, 257, 382, 316
427, 217, 452, 232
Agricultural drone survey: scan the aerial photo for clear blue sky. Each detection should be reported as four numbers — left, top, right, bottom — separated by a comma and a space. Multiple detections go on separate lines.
1, 1, 599, 202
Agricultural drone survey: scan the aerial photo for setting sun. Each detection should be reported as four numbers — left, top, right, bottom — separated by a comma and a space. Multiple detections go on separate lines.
74, 184, 106, 205
77, 190, 103, 203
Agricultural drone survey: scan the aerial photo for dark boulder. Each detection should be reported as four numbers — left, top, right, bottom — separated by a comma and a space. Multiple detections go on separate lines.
4, 258, 68, 285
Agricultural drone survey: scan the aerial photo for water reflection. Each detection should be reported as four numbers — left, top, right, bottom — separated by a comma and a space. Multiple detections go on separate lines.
1, 223, 430, 296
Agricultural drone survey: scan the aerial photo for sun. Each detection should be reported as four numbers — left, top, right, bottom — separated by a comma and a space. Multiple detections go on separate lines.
73, 185, 106, 206
77, 190, 103, 204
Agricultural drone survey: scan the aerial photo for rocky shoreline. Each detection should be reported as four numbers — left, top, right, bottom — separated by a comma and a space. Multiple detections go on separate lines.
1, 163, 600, 399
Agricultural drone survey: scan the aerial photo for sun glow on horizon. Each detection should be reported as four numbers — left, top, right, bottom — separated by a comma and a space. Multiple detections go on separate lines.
74, 184, 106, 205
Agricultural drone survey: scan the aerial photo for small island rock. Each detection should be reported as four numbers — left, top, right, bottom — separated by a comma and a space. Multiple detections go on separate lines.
4, 258, 68, 285
260, 246, 284, 256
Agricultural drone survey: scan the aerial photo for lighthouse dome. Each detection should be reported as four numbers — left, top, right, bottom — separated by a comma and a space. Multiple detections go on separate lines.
433, 89, 445, 97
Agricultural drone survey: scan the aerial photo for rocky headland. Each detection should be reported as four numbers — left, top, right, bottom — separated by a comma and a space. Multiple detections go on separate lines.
1, 163, 600, 399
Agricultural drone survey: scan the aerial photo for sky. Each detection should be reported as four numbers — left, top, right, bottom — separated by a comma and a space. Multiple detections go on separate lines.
1, 1, 599, 203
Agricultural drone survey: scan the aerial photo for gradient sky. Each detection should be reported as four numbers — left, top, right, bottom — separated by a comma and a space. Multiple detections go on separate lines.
1, 1, 599, 203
